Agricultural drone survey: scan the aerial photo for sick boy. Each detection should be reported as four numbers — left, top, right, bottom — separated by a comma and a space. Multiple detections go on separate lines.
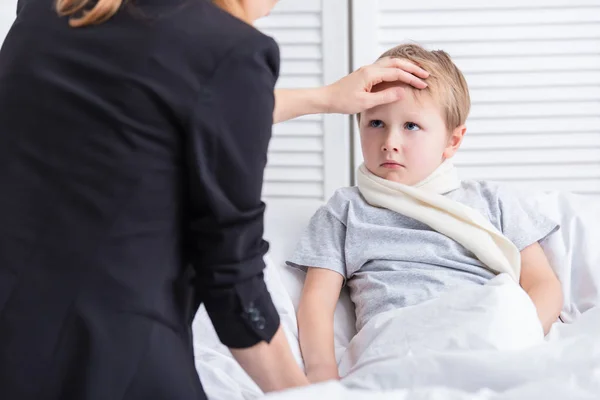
287, 44, 563, 384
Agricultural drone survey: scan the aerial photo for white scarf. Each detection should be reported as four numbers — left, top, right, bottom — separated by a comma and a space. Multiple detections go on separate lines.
356, 161, 521, 281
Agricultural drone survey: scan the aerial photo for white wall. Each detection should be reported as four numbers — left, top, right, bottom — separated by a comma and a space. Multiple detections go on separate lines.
0, 0, 17, 44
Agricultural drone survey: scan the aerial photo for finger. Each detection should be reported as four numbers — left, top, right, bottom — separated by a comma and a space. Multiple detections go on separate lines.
375, 57, 430, 78
365, 66, 427, 89
363, 87, 405, 110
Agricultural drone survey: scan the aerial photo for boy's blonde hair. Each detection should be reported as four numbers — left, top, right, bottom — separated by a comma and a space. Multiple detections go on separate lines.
378, 44, 471, 130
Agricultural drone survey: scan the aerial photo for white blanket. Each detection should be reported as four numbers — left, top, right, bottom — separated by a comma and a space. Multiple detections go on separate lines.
337, 274, 544, 385
195, 269, 600, 400
264, 276, 600, 400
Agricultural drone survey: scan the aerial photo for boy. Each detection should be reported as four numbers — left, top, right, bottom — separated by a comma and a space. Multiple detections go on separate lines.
287, 44, 563, 384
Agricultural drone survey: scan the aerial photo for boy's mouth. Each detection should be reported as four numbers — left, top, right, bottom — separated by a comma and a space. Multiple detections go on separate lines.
380, 161, 405, 169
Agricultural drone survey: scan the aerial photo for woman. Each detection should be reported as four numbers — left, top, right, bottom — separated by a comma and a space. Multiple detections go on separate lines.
0, 0, 428, 399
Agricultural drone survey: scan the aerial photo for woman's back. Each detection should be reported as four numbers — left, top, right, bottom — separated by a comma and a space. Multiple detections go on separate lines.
0, 1, 278, 399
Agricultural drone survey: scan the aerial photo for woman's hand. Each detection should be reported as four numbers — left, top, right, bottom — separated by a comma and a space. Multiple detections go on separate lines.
229, 325, 309, 393
322, 57, 429, 115
273, 58, 429, 123
306, 363, 341, 384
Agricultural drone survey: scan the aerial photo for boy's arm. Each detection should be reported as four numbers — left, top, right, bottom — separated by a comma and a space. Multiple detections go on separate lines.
297, 267, 344, 383
519, 242, 563, 335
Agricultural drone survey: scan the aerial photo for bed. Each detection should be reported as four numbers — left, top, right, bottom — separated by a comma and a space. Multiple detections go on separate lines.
192, 190, 600, 400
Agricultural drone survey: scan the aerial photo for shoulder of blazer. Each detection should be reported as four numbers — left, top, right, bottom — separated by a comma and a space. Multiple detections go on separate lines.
168, 1, 279, 81
201, 2, 278, 72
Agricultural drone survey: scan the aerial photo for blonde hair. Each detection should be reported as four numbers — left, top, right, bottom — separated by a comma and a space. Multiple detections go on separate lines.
379, 43, 470, 130
55, 0, 123, 27
55, 0, 250, 28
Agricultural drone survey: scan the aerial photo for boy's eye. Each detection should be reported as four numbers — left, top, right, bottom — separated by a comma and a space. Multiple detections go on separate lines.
368, 120, 384, 128
405, 122, 421, 131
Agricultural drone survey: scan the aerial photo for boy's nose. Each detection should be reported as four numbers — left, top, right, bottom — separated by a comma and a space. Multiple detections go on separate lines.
381, 144, 399, 152
382, 130, 401, 153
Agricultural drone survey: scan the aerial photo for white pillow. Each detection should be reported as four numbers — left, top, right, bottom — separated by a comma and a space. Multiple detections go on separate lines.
277, 264, 357, 363
526, 192, 600, 322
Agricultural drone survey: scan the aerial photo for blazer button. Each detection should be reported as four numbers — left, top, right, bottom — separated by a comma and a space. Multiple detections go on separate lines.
245, 302, 262, 322
256, 316, 266, 330
248, 308, 261, 322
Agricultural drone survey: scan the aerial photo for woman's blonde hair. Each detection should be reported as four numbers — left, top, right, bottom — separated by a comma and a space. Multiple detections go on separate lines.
55, 0, 250, 28
55, 0, 124, 27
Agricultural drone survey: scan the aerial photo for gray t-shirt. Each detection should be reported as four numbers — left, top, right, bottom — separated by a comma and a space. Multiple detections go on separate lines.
287, 180, 559, 332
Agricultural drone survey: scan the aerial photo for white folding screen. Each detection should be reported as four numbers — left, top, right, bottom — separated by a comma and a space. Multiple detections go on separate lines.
255, 0, 351, 264
352, 0, 600, 197
2, 0, 598, 202
256, 0, 351, 202
5, 2, 596, 199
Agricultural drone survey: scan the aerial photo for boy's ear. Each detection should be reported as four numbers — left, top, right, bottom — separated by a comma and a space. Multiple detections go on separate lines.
443, 125, 466, 159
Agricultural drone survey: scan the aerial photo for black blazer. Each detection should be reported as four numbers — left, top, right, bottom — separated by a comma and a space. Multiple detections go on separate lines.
0, 0, 280, 399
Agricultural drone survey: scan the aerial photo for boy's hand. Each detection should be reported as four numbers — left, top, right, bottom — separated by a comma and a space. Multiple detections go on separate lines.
306, 363, 341, 384
322, 57, 429, 114
519, 242, 563, 335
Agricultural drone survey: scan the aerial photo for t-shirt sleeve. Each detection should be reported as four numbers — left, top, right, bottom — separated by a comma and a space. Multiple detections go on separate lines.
286, 205, 347, 280
495, 185, 560, 251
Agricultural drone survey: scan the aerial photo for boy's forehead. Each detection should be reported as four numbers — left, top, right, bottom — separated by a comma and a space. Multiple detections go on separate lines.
362, 82, 443, 120
367, 82, 435, 110
371, 81, 412, 93
371, 81, 432, 103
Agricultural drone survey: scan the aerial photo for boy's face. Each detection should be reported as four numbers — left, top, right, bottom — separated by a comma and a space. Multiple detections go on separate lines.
359, 82, 465, 185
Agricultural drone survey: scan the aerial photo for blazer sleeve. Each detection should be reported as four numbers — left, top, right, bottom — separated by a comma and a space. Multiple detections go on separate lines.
185, 33, 281, 348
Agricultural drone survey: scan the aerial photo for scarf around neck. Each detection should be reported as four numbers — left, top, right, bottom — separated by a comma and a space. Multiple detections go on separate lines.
356, 161, 521, 281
